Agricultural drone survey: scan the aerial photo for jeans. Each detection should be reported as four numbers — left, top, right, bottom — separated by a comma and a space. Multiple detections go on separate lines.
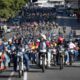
23, 53, 29, 70
47, 49, 51, 66
28, 52, 36, 63
13, 54, 17, 71
65, 50, 79, 63
4, 53, 10, 67
74, 50, 79, 61
0, 53, 10, 68
65, 50, 69, 63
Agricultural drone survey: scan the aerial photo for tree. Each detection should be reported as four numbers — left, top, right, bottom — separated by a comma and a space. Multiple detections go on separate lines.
0, 0, 28, 20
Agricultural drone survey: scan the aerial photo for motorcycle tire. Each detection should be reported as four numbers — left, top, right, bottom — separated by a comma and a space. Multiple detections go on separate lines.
60, 57, 63, 70
19, 70, 22, 78
42, 57, 45, 72
69, 54, 73, 66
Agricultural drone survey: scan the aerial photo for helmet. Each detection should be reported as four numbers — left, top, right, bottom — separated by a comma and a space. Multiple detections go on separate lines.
8, 38, 12, 42
58, 36, 64, 44
41, 33, 46, 40
36, 39, 40, 42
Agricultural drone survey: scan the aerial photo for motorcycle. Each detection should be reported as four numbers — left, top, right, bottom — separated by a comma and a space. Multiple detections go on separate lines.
52, 48, 57, 66
17, 48, 24, 78
40, 53, 46, 72
59, 48, 65, 70
69, 49, 74, 66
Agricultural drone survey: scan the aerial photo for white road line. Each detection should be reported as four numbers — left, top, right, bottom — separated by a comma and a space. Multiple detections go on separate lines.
8, 72, 14, 80
23, 72, 27, 80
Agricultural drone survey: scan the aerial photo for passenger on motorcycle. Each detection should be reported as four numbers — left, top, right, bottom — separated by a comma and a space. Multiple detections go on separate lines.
68, 40, 79, 62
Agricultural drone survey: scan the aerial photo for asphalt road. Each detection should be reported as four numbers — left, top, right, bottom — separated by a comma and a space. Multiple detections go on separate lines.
1, 11, 80, 80
28, 66, 80, 80
0, 67, 27, 80
0, 64, 80, 80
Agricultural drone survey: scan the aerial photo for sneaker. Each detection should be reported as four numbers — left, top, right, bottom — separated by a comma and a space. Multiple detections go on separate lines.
65, 62, 69, 65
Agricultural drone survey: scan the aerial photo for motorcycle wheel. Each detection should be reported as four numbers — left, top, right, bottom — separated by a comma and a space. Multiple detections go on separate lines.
42, 56, 45, 72
19, 70, 22, 78
69, 54, 73, 66
60, 57, 63, 70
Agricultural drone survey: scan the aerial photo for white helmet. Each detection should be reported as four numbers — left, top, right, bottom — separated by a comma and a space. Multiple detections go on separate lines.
37, 39, 40, 42
8, 38, 12, 42
41, 33, 46, 40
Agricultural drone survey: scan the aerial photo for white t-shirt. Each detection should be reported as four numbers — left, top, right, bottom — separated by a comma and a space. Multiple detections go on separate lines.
40, 42, 47, 53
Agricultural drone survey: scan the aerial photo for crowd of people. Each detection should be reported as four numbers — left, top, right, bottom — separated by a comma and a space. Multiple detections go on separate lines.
21, 7, 56, 23
0, 22, 80, 71
0, 6, 80, 73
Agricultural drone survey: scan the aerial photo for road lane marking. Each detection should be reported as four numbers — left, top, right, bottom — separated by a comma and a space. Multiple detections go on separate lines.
8, 72, 14, 80
23, 72, 27, 80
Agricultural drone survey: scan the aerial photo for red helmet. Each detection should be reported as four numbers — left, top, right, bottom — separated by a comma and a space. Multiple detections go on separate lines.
58, 37, 64, 44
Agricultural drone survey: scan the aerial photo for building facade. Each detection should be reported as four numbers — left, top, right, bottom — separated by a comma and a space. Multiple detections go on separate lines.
65, 0, 80, 9
34, 0, 65, 7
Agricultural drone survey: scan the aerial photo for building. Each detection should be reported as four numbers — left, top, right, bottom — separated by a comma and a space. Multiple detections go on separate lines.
48, 0, 65, 5
34, 0, 65, 7
65, 0, 80, 9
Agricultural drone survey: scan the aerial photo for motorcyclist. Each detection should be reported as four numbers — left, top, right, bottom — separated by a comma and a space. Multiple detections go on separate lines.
7, 38, 17, 71
57, 36, 65, 65
17, 38, 30, 71
68, 40, 76, 63
22, 44, 30, 71
57, 44, 65, 65
0, 39, 9, 70
38, 34, 48, 66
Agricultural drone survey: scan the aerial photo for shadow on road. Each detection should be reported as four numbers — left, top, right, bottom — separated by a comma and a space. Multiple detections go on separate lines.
65, 65, 80, 68
28, 70, 42, 73
5, 69, 13, 72
29, 63, 80, 73
0, 74, 18, 78
46, 67, 60, 70
0, 69, 20, 78
30, 64, 40, 69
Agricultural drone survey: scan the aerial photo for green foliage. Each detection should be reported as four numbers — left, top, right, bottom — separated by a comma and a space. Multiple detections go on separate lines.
0, 0, 28, 20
